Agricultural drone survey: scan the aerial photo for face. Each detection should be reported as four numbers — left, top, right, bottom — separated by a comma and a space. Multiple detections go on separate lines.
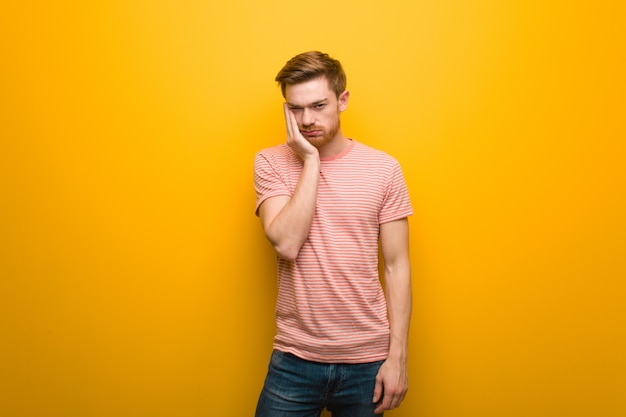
285, 77, 349, 149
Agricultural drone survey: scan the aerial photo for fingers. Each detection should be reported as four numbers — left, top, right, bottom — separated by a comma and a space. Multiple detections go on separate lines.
373, 376, 407, 414
283, 103, 294, 138
372, 377, 383, 404
372, 377, 385, 414
374, 389, 406, 414
283, 103, 291, 137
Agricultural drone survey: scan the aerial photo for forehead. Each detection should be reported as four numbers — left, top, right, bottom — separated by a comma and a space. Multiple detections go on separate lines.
285, 77, 334, 106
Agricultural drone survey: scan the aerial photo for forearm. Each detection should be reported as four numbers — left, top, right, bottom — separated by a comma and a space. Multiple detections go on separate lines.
264, 156, 320, 260
373, 250, 412, 414
384, 260, 412, 360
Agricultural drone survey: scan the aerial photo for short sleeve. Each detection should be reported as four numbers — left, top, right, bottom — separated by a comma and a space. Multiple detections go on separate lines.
378, 161, 413, 224
253, 151, 291, 216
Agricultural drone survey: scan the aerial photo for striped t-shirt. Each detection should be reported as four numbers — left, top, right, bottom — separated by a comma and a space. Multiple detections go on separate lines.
254, 139, 413, 363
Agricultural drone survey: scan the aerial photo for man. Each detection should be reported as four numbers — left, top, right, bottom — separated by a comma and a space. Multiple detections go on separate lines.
254, 51, 413, 416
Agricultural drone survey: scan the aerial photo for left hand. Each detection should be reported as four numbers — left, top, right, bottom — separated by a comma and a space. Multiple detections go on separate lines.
372, 357, 408, 414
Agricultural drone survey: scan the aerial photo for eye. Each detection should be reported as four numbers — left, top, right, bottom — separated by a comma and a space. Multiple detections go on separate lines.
314, 103, 326, 110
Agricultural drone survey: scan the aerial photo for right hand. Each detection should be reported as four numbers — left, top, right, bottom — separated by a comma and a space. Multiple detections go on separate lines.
284, 103, 319, 160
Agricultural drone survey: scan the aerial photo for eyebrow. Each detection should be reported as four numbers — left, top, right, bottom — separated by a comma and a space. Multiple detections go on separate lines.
286, 98, 329, 108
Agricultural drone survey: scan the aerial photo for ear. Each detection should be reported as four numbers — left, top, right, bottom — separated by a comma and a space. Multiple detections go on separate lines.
338, 90, 350, 112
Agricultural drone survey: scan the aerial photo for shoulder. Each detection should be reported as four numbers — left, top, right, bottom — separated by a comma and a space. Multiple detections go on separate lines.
350, 141, 401, 167
256, 143, 291, 160
255, 144, 299, 168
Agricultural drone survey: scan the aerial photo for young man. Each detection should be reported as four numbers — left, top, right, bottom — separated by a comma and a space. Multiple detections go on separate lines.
254, 51, 413, 416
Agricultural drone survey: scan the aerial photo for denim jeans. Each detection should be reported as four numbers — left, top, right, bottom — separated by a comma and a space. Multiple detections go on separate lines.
255, 350, 385, 417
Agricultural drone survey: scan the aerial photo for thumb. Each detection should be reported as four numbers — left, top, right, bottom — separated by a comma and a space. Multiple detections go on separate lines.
372, 375, 383, 403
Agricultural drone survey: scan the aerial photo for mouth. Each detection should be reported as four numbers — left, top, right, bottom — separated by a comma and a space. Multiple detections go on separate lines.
301, 130, 322, 137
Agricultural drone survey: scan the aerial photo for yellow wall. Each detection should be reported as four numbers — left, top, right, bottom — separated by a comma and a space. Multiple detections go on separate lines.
1, 1, 625, 416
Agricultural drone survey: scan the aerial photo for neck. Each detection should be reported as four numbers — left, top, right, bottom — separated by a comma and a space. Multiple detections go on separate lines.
318, 133, 350, 158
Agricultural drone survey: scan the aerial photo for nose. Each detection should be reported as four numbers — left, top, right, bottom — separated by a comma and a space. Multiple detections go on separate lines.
301, 108, 314, 127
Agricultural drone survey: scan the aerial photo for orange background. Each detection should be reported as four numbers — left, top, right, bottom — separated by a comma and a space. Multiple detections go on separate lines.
1, 1, 625, 416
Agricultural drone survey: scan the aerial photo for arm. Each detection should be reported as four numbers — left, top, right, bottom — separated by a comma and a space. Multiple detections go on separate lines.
258, 104, 320, 261
373, 218, 412, 414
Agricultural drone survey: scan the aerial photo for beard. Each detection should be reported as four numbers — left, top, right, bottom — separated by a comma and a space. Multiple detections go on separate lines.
301, 118, 341, 149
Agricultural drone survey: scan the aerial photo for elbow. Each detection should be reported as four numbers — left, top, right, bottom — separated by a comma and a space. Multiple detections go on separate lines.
273, 243, 300, 262
265, 228, 305, 262
269, 235, 303, 261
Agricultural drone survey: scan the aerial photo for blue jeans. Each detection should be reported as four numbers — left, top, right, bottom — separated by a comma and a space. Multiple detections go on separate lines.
255, 350, 385, 417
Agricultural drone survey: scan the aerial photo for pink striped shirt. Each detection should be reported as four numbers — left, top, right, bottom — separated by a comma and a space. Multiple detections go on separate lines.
254, 140, 413, 363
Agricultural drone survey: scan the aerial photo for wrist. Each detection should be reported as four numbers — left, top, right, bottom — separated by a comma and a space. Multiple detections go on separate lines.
302, 154, 321, 166
387, 342, 408, 362
387, 351, 408, 362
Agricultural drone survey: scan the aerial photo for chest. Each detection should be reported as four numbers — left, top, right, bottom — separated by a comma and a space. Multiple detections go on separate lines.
314, 164, 387, 224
